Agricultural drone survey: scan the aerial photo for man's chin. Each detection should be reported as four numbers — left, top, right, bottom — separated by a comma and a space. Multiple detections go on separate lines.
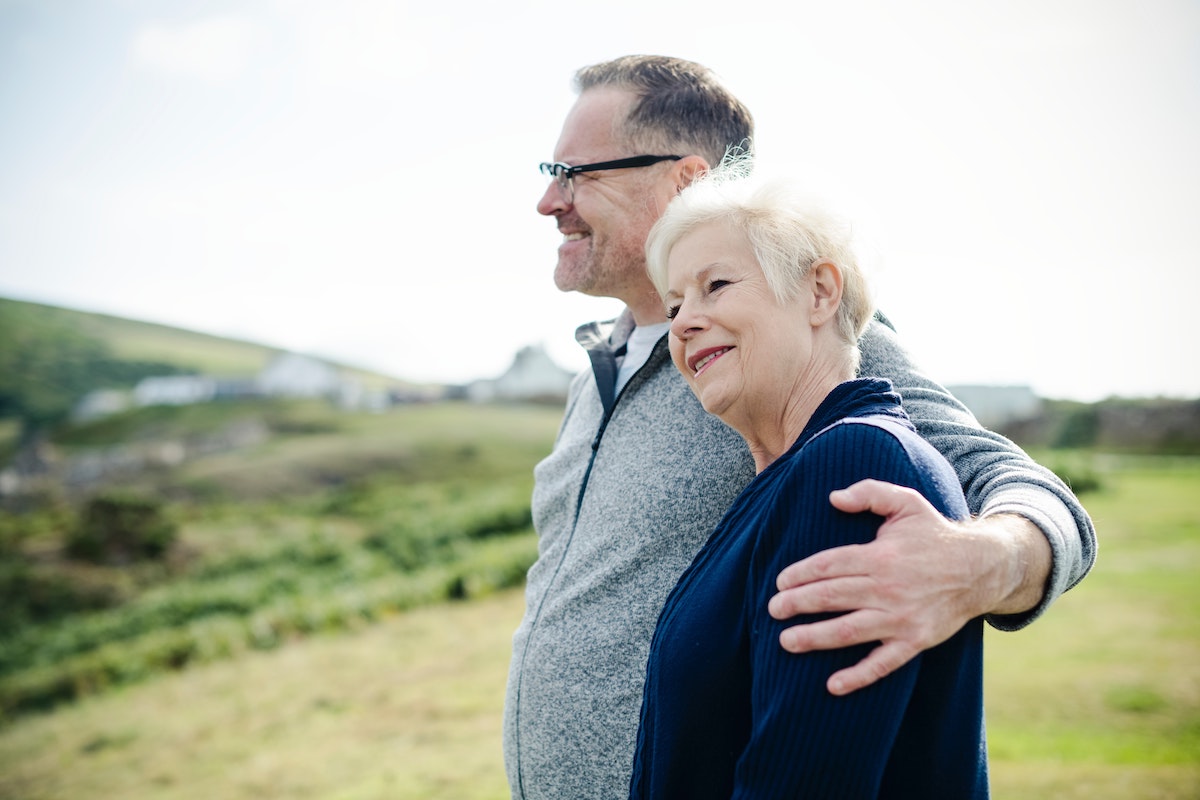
553, 262, 593, 295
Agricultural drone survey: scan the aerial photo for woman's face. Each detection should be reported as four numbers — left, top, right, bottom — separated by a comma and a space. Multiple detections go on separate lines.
664, 220, 817, 427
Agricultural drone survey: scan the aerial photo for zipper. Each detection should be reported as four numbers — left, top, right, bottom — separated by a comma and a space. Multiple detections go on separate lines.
512, 336, 664, 798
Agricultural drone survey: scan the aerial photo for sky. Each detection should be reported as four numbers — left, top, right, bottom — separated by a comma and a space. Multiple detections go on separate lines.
1, 0, 1197, 402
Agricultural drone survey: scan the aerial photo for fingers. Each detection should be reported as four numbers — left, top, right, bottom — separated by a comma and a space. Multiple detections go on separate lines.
768, 575, 875, 620
774, 543, 868, 593
828, 478, 926, 518
776, 613, 923, 695
825, 640, 920, 696
777, 608, 893, 653
769, 477, 974, 696
776, 480, 933, 594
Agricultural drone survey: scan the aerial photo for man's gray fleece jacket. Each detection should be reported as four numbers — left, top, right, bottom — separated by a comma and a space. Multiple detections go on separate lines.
502, 312, 1097, 800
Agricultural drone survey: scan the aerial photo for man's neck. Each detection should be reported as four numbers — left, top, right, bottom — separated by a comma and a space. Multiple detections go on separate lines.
625, 289, 669, 328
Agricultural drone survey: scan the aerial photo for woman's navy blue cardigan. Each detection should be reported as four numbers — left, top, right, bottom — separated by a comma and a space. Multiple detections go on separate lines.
629, 379, 989, 799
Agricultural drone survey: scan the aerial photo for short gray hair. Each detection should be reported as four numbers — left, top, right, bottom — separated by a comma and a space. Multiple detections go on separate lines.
646, 161, 874, 370
573, 55, 754, 167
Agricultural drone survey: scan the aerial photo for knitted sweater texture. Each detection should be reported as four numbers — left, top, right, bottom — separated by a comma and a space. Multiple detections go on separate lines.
502, 312, 1095, 800
629, 380, 988, 799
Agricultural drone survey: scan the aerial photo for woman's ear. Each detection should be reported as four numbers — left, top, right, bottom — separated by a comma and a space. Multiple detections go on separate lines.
808, 259, 844, 326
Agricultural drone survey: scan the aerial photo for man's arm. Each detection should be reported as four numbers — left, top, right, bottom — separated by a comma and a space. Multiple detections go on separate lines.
768, 318, 1097, 695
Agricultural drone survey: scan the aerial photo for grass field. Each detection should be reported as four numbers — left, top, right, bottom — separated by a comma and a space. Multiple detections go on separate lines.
0, 449, 1197, 798
984, 457, 1200, 798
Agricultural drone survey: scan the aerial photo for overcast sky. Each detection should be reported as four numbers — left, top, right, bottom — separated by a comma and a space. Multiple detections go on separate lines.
1, 0, 1197, 401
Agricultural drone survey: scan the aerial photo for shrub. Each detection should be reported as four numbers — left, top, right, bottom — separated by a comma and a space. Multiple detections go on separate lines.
0, 561, 126, 633
1053, 405, 1101, 448
67, 492, 178, 564
1043, 454, 1106, 496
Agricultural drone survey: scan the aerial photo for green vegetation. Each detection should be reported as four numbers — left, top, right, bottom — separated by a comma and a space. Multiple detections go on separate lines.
66, 492, 179, 564
0, 450, 1196, 798
0, 401, 562, 722
0, 298, 188, 436
0, 588, 529, 800
1000, 397, 1200, 455
983, 455, 1200, 798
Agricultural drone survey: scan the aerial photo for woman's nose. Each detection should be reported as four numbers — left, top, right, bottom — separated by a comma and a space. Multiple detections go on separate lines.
670, 301, 704, 339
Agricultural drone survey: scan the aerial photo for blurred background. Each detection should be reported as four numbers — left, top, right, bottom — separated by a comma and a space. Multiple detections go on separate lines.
1, 2, 1197, 798
1, 0, 1197, 400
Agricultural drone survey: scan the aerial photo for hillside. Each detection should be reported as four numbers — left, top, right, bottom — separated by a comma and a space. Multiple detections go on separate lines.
0, 296, 417, 384
0, 296, 423, 444
1, 297, 282, 376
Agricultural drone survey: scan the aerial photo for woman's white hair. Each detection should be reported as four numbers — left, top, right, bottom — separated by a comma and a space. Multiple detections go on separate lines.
646, 158, 874, 368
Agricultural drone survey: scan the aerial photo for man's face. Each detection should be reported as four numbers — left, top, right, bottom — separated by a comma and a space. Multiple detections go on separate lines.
537, 87, 679, 311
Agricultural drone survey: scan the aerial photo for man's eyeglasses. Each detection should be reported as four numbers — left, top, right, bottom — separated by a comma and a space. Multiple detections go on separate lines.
539, 155, 682, 205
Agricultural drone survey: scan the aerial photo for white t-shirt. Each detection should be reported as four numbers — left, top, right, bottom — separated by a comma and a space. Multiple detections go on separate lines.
615, 322, 671, 395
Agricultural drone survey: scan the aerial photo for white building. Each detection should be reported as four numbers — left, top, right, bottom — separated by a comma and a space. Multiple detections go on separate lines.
468, 345, 575, 403
72, 389, 132, 421
256, 352, 343, 398
134, 375, 217, 406
947, 385, 1042, 428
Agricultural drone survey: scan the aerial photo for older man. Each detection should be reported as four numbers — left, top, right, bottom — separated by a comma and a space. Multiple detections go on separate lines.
502, 55, 1095, 800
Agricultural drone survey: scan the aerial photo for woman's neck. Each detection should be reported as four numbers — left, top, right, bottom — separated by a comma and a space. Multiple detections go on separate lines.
733, 360, 851, 474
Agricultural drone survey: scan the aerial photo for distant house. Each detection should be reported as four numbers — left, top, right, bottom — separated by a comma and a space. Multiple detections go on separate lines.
134, 375, 217, 407
211, 377, 260, 400
336, 380, 393, 413
72, 389, 132, 422
67, 350, 407, 423
947, 384, 1042, 428
256, 353, 342, 398
468, 345, 575, 403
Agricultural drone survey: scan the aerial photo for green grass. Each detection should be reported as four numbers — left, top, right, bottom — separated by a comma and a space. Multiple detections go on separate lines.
0, 589, 528, 800
984, 456, 1200, 798
0, 444, 1196, 797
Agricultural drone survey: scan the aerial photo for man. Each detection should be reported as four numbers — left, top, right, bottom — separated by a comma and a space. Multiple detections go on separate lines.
503, 55, 1095, 800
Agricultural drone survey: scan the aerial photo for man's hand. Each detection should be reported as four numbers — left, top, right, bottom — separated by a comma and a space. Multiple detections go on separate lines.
767, 479, 1052, 696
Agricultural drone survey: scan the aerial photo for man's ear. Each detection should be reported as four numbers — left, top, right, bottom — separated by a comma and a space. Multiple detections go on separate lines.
809, 259, 844, 326
674, 155, 709, 192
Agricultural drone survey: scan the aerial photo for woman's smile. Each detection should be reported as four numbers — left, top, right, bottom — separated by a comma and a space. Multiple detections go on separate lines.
689, 346, 734, 377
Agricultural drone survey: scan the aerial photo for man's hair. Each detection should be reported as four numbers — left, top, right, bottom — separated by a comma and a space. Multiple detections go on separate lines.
645, 158, 874, 373
573, 55, 754, 167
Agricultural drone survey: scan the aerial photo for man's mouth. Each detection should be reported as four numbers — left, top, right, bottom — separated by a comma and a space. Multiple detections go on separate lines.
562, 232, 588, 243
689, 347, 733, 377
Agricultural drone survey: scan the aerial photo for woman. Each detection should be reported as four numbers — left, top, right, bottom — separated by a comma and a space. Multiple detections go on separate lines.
629, 170, 988, 799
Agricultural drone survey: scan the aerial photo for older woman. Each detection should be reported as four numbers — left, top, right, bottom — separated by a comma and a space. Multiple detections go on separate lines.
629, 172, 988, 799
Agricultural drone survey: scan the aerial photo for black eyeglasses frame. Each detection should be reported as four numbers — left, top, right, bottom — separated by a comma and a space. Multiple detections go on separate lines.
539, 155, 683, 203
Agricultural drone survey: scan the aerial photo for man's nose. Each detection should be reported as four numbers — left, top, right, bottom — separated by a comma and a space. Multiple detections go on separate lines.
537, 180, 569, 216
